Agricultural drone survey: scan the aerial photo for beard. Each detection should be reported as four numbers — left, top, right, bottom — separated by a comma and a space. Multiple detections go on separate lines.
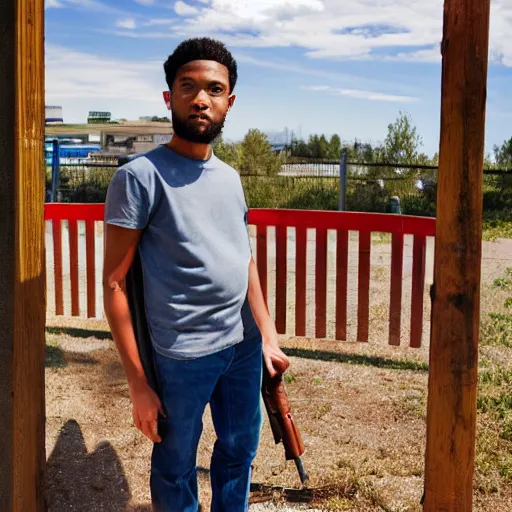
171, 110, 226, 144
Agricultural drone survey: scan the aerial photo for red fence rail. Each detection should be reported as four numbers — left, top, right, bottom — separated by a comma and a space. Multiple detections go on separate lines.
44, 203, 436, 348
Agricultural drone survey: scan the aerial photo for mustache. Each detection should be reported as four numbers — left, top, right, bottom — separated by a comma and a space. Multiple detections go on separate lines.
189, 113, 212, 121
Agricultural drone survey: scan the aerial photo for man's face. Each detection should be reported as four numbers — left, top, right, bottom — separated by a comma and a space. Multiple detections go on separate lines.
170, 60, 235, 144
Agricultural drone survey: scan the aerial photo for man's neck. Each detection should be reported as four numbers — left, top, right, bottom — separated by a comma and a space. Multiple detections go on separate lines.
166, 135, 212, 161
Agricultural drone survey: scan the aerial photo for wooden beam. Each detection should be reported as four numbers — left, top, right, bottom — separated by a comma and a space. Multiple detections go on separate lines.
0, 1, 46, 511
424, 0, 491, 510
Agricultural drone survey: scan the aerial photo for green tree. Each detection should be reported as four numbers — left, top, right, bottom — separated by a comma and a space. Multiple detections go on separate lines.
318, 135, 330, 159
239, 129, 281, 176
213, 135, 242, 169
308, 134, 321, 158
384, 111, 423, 163
328, 134, 341, 160
494, 138, 512, 167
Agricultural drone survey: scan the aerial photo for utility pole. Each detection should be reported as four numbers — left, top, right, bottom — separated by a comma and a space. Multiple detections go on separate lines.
424, 0, 491, 510
0, 1, 46, 510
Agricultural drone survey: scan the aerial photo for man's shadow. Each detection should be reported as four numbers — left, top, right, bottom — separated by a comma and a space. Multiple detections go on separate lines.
45, 419, 151, 511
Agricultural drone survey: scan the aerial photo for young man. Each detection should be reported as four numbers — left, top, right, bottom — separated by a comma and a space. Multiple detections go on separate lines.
102, 37, 290, 511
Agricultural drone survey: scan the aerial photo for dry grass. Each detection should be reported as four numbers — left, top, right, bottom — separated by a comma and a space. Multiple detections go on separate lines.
44, 244, 512, 511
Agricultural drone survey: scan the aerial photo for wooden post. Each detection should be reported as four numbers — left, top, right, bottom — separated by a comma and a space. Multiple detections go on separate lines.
0, 1, 46, 511
424, 0, 491, 510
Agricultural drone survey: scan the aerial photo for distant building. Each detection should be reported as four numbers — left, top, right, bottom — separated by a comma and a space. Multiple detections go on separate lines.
45, 106, 63, 124
87, 111, 111, 124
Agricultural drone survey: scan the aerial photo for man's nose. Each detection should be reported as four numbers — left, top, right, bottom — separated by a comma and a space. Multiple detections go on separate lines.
191, 89, 209, 110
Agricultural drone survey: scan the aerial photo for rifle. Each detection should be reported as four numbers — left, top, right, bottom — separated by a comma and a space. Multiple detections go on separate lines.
261, 363, 309, 485
126, 251, 308, 485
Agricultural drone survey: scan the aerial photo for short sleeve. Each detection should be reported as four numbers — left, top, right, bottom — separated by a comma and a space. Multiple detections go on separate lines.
104, 168, 150, 230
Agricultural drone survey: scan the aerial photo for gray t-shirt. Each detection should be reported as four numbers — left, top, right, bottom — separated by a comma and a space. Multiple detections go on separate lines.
104, 145, 254, 360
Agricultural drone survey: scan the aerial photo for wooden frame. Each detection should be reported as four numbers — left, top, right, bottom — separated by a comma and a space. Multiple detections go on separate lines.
0, 0, 491, 509
0, 0, 46, 510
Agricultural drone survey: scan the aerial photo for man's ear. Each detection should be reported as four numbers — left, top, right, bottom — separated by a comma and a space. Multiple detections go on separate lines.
228, 94, 236, 110
163, 91, 171, 110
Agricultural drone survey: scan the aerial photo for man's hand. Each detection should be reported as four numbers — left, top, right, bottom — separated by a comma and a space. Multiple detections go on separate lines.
262, 332, 290, 378
129, 380, 166, 443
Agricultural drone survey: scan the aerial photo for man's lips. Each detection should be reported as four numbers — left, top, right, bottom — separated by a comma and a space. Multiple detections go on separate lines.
189, 114, 211, 123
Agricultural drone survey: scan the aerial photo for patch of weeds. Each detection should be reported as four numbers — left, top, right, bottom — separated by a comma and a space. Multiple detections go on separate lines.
476, 361, 512, 488
314, 403, 332, 420
501, 416, 512, 442
372, 232, 392, 245
477, 392, 512, 419
46, 337, 66, 369
284, 373, 297, 384
480, 313, 512, 348
482, 212, 512, 241
312, 375, 323, 385
505, 298, 512, 309
479, 367, 512, 387
396, 390, 427, 420
493, 278, 511, 290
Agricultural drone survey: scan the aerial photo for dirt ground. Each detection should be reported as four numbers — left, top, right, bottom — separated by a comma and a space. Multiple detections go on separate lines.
44, 235, 512, 511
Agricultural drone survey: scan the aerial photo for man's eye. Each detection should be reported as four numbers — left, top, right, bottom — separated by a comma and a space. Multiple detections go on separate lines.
182, 83, 194, 90
211, 87, 223, 94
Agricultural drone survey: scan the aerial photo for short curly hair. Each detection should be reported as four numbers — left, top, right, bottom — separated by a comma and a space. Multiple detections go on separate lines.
164, 37, 238, 93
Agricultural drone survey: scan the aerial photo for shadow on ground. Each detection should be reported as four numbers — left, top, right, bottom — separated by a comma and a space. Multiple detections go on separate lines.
46, 326, 112, 340
46, 419, 151, 511
283, 347, 429, 372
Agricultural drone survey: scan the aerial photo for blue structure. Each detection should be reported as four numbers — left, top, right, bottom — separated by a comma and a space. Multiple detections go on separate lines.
44, 141, 101, 165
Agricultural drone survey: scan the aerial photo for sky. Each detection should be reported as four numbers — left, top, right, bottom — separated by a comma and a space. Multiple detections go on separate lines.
45, 0, 512, 157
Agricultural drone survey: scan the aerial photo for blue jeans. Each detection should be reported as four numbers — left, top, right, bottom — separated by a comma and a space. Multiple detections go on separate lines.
150, 330, 263, 511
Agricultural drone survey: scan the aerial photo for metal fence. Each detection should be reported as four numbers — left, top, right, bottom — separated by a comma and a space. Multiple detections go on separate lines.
46, 158, 512, 218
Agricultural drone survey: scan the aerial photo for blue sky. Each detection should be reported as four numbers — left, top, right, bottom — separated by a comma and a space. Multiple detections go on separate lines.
45, 0, 511, 158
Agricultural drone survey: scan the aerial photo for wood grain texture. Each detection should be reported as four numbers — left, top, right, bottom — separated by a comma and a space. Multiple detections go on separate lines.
0, 0, 46, 510
275, 225, 287, 334
424, 0, 491, 510
315, 228, 328, 338
295, 227, 307, 337
335, 230, 349, 340
357, 231, 371, 342
85, 221, 96, 318
389, 233, 404, 346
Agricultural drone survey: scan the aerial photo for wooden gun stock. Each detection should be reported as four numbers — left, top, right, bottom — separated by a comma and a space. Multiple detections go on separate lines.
261, 363, 308, 484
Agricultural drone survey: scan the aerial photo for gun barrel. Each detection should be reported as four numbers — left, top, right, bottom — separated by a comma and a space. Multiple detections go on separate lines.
294, 457, 309, 485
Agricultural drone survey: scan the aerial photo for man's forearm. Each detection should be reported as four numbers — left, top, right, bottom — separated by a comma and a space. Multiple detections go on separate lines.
103, 279, 148, 390
247, 257, 277, 338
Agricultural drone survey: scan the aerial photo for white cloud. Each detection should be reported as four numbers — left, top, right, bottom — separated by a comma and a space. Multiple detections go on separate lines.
175, 1, 199, 16
134, 0, 156, 4
116, 18, 137, 29
113, 0, 511, 67
45, 44, 164, 103
303, 85, 417, 103
45, 0, 64, 8
50, 0, 126, 15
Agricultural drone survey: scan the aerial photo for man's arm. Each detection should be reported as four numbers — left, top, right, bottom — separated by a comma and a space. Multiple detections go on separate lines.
247, 256, 290, 377
103, 223, 163, 442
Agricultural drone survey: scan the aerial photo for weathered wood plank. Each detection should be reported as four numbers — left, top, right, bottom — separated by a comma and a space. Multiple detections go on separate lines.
315, 228, 328, 338
357, 231, 371, 342
0, 0, 46, 510
295, 227, 307, 337
275, 225, 287, 334
335, 230, 349, 341
424, 0, 491, 510
389, 233, 404, 346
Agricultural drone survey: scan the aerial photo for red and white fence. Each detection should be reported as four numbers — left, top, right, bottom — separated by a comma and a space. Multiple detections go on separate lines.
44, 204, 436, 348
